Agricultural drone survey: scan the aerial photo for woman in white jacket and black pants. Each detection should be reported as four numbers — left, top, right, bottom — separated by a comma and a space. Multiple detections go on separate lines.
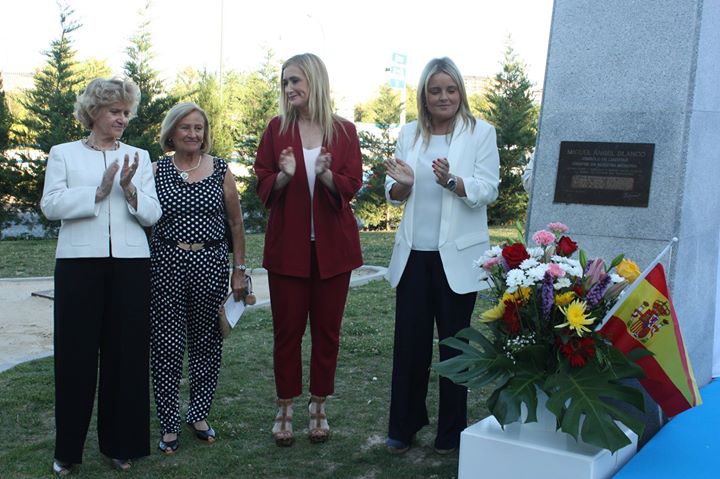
41, 77, 161, 475
383, 58, 500, 455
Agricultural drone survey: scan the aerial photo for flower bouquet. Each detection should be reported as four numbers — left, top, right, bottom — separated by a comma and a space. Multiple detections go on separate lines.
435, 222, 649, 453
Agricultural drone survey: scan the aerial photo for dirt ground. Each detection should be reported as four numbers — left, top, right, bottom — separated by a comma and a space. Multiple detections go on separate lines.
0, 266, 386, 373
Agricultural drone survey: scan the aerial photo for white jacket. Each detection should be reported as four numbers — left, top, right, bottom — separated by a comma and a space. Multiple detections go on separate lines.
41, 140, 162, 258
385, 120, 500, 294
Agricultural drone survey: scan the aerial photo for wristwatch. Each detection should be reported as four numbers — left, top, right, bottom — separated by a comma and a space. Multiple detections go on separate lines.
234, 263, 247, 272
445, 175, 458, 192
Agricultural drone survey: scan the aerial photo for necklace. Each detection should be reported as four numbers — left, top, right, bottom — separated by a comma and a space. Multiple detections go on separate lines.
172, 155, 203, 181
84, 137, 119, 151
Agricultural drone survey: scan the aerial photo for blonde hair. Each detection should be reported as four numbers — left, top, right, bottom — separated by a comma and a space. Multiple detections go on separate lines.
279, 53, 339, 143
159, 102, 212, 154
73, 77, 141, 130
415, 57, 476, 147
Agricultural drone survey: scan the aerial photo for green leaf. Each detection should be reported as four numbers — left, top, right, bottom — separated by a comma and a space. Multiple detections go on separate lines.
543, 359, 645, 452
434, 327, 511, 391
515, 220, 526, 245
608, 253, 625, 271
579, 249, 588, 270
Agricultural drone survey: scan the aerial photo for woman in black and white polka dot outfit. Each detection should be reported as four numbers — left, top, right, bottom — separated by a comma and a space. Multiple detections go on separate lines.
150, 102, 247, 455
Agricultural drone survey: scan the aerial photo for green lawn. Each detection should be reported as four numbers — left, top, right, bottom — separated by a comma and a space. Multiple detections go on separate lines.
0, 227, 515, 478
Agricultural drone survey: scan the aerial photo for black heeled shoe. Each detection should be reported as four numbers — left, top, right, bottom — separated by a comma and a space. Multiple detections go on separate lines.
158, 433, 179, 454
188, 422, 216, 443
110, 458, 131, 472
52, 460, 73, 477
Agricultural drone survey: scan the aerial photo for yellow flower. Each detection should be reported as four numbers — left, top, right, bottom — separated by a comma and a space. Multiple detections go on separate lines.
481, 300, 506, 322
514, 287, 532, 302
554, 291, 576, 307
556, 299, 594, 336
616, 258, 641, 283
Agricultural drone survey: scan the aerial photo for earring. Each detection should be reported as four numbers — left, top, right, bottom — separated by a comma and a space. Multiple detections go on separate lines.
168, 138, 174, 147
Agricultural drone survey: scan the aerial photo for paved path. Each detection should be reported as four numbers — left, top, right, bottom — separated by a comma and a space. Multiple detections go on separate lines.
0, 265, 387, 374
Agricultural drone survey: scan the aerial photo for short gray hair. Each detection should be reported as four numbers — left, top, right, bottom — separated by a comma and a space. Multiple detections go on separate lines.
73, 78, 141, 130
159, 102, 212, 154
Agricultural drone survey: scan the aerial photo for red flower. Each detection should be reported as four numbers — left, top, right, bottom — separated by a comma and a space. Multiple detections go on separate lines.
502, 299, 522, 335
556, 236, 578, 257
560, 337, 596, 367
502, 243, 530, 269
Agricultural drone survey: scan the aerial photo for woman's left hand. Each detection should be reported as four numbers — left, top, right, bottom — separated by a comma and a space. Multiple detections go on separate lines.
315, 147, 332, 175
231, 269, 248, 302
120, 152, 140, 189
432, 157, 451, 185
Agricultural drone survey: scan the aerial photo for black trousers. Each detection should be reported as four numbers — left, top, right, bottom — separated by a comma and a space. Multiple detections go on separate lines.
53, 257, 151, 464
388, 250, 476, 449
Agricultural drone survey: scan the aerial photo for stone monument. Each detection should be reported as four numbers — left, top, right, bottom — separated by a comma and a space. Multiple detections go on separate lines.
526, 0, 720, 442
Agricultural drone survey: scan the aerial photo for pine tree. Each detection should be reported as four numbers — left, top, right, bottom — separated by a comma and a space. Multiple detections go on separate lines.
123, 1, 175, 160
21, 4, 84, 153
0, 72, 12, 151
481, 44, 538, 225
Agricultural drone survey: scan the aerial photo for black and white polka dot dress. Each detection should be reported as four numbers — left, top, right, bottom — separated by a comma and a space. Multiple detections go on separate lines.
150, 156, 229, 435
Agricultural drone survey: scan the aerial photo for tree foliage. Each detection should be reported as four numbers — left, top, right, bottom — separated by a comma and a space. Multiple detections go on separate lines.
122, 1, 176, 160
0, 73, 12, 151
480, 45, 538, 225
20, 3, 84, 153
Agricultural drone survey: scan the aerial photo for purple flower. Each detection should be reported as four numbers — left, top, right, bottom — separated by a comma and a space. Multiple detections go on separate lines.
586, 275, 611, 306
541, 272, 554, 319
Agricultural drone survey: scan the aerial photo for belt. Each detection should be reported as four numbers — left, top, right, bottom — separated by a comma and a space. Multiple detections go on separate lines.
156, 237, 225, 251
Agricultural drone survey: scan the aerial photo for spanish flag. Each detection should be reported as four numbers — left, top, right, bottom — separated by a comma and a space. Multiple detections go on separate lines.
600, 263, 701, 416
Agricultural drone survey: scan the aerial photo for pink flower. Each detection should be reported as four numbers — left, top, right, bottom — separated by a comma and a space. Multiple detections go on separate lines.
483, 257, 501, 270
532, 230, 556, 246
547, 222, 569, 234
547, 263, 565, 277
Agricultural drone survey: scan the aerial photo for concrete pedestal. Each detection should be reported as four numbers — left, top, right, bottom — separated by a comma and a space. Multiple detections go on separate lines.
458, 416, 637, 479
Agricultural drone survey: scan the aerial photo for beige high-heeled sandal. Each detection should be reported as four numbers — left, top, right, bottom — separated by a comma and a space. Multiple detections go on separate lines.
272, 398, 294, 447
308, 395, 330, 443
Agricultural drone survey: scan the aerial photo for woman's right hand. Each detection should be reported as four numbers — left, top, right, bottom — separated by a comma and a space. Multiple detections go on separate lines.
279, 147, 296, 177
384, 158, 414, 187
96, 160, 120, 202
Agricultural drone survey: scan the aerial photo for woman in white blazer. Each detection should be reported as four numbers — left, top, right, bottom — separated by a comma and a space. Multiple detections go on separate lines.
41, 77, 161, 475
383, 58, 500, 455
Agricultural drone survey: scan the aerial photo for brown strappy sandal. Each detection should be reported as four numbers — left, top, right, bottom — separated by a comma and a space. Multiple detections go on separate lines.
308, 395, 330, 443
272, 398, 294, 447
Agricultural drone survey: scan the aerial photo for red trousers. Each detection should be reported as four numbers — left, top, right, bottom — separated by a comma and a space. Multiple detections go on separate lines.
268, 245, 351, 399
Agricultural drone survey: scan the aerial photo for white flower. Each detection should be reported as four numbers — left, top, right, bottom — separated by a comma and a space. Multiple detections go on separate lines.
610, 273, 624, 283
558, 262, 583, 278
553, 277, 572, 290
506, 269, 527, 293
519, 258, 540, 270
526, 264, 549, 283
527, 247, 544, 259
477, 269, 489, 281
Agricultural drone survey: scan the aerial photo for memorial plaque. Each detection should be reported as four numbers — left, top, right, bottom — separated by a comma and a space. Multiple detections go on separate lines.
553, 141, 654, 207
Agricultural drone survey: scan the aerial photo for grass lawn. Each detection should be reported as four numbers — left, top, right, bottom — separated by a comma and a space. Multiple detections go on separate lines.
0, 227, 516, 478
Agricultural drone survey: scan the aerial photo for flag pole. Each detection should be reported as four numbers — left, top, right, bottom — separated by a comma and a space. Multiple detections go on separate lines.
595, 237, 678, 329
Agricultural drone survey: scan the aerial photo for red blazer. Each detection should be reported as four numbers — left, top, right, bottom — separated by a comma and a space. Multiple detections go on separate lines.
255, 116, 363, 279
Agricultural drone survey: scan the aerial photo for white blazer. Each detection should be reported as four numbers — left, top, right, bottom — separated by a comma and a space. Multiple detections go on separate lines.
385, 119, 500, 294
41, 140, 162, 258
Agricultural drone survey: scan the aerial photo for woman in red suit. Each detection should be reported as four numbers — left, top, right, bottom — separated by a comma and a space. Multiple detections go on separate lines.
255, 53, 363, 447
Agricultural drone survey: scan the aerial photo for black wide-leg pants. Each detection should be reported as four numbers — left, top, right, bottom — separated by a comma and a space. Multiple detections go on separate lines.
53, 257, 151, 464
388, 250, 476, 449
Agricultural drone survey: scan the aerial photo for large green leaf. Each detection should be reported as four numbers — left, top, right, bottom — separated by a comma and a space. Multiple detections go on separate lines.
434, 327, 512, 390
487, 345, 551, 424
544, 357, 645, 452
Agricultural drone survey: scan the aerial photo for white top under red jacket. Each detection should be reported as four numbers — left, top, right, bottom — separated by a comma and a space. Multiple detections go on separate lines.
41, 140, 162, 258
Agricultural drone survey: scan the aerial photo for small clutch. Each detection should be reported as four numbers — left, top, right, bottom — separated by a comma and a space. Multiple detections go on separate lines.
218, 276, 255, 338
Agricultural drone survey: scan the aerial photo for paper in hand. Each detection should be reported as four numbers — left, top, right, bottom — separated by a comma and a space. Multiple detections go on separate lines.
223, 294, 246, 329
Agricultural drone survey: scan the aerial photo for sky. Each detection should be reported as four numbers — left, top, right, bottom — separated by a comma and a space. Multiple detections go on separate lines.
0, 0, 554, 112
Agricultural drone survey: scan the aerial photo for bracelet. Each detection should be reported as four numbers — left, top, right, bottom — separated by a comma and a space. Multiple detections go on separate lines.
233, 263, 247, 272
124, 188, 137, 200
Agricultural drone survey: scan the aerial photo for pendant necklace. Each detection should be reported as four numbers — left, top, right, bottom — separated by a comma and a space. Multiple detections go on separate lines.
173, 155, 203, 181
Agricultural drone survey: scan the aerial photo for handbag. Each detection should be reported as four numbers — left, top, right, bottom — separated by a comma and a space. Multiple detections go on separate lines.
218, 275, 255, 338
